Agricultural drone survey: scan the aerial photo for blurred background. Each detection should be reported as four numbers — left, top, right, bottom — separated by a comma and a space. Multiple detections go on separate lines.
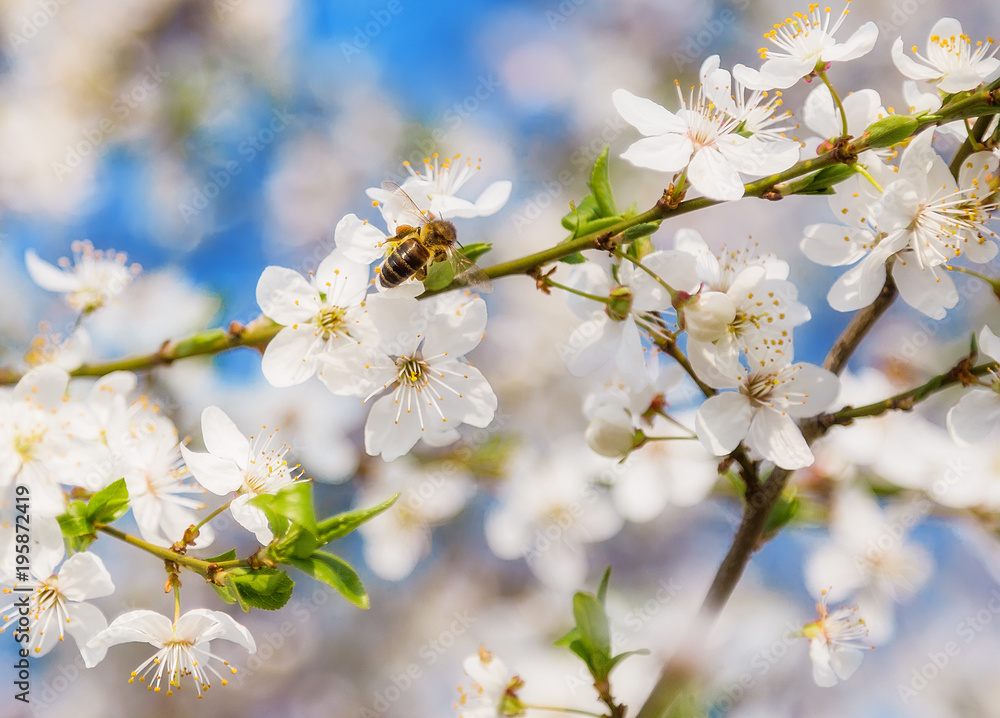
3, 0, 1000, 716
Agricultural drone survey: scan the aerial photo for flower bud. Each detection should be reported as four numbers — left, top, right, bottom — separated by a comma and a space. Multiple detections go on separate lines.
864, 115, 919, 149
585, 405, 636, 457
680, 291, 736, 341
605, 285, 634, 322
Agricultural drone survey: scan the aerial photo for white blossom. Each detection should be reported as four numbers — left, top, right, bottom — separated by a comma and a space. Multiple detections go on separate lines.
734, 3, 878, 90
892, 17, 1000, 94
801, 590, 873, 687
25, 241, 140, 313
88, 608, 256, 695
256, 247, 375, 389
947, 325, 1000, 445
180, 406, 299, 544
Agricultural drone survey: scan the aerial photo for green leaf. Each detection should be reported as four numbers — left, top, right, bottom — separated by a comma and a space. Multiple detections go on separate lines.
762, 489, 800, 539
573, 592, 611, 663
554, 626, 582, 648
57, 501, 94, 538
573, 216, 623, 237
621, 222, 661, 243
88, 478, 130, 526
204, 549, 238, 563
561, 195, 600, 231
229, 568, 295, 611
458, 242, 493, 264
588, 145, 619, 218
423, 259, 456, 291
287, 552, 369, 609
791, 164, 857, 195
316, 493, 399, 545
605, 648, 651, 675
597, 567, 612, 605
210, 577, 239, 606
558, 250, 587, 265
251, 482, 317, 541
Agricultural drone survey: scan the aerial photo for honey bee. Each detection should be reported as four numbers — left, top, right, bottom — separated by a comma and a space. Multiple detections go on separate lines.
376, 181, 492, 292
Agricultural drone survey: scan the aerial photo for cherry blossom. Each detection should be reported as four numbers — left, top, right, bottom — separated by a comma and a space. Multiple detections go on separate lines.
1, 544, 114, 667
456, 646, 524, 718
88, 608, 256, 695
694, 350, 839, 470
25, 241, 140, 313
734, 2, 878, 90
180, 406, 300, 544
947, 325, 1000, 446
892, 17, 1000, 93
613, 57, 798, 202
801, 590, 873, 687
255, 247, 375, 389
323, 294, 496, 460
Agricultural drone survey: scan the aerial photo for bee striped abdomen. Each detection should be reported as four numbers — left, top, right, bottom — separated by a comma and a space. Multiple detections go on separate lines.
379, 238, 431, 288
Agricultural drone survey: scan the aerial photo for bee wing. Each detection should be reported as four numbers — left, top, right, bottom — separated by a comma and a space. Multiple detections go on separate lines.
381, 181, 431, 229
449, 248, 493, 293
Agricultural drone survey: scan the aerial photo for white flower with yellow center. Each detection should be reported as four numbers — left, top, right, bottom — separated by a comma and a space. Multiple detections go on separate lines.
25, 240, 140, 313
694, 349, 839, 470
892, 17, 1000, 93
180, 406, 300, 544
801, 590, 873, 687
256, 247, 375, 389
323, 293, 496, 460
367, 153, 511, 228
613, 69, 798, 202
88, 608, 256, 696
1, 534, 114, 667
735, 2, 878, 90
456, 646, 525, 718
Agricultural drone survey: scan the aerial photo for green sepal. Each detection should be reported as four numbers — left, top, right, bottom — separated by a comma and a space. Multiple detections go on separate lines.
588, 145, 619, 218
423, 260, 456, 291
865, 114, 920, 148
88, 478, 130, 526
316, 493, 399, 545
788, 164, 858, 195
287, 552, 369, 609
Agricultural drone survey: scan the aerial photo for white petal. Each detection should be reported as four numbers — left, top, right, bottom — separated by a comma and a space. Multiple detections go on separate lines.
200, 406, 251, 468
946, 390, 1000, 445
784, 364, 841, 418
260, 325, 324, 387
688, 147, 744, 201
179, 445, 244, 495
25, 250, 80, 293
58, 552, 115, 601
565, 313, 619, 378
979, 326, 1000, 363
616, 317, 649, 391
695, 392, 752, 455
801, 224, 873, 266
472, 180, 513, 216
809, 640, 840, 687
92, 609, 173, 649
176, 608, 256, 653
335, 213, 389, 264
255, 266, 319, 325
314, 249, 370, 305
892, 260, 958, 319
423, 296, 488, 358
66, 602, 109, 667
747, 409, 813, 469
364, 393, 424, 461
230, 493, 273, 544
824, 22, 878, 62
612, 89, 683, 136
621, 134, 693, 173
